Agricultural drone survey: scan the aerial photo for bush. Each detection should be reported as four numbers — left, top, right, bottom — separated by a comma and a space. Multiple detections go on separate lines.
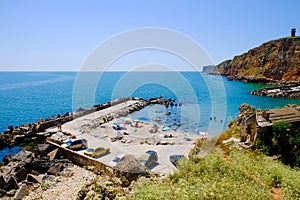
254, 122, 300, 167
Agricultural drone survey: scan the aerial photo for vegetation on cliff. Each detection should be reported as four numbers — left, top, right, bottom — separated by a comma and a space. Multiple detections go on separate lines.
214, 37, 300, 82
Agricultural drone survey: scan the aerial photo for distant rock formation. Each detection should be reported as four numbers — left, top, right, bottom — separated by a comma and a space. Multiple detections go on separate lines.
212, 37, 300, 83
202, 65, 216, 73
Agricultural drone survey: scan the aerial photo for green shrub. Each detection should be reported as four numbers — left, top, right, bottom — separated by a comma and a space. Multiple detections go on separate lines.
254, 122, 300, 167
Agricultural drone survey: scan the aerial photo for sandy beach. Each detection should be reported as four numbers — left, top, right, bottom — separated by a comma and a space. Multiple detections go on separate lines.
47, 100, 200, 175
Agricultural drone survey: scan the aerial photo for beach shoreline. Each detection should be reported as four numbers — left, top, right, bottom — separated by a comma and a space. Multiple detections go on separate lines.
46, 99, 201, 175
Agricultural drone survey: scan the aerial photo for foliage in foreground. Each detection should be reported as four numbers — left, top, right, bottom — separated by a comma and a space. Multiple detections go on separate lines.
132, 147, 300, 200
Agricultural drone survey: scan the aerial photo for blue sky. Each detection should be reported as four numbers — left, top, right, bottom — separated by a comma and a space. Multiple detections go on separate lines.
1, 0, 299, 71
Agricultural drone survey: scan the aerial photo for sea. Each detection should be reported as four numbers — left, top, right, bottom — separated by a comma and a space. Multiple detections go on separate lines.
1, 71, 300, 160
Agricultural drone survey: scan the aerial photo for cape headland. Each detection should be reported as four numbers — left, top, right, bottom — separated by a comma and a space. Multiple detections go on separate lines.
211, 36, 300, 84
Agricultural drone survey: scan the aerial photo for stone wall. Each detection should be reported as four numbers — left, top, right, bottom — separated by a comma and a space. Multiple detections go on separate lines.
47, 141, 109, 172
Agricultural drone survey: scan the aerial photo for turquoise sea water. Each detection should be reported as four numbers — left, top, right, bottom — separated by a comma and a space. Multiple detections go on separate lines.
1, 71, 299, 159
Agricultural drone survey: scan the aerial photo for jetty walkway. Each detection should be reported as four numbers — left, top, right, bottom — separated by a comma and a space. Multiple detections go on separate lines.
46, 98, 198, 175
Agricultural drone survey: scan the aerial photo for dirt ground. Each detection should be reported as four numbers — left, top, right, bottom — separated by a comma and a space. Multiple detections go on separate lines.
25, 165, 96, 200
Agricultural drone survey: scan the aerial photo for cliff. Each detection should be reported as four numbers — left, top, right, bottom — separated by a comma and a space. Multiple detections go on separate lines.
213, 37, 300, 83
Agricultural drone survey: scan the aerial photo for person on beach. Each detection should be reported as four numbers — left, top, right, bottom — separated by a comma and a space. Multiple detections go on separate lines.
204, 132, 208, 140
57, 118, 62, 132
57, 123, 62, 132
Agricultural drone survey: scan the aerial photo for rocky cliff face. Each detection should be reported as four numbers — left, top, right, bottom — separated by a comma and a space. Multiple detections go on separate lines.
214, 37, 300, 82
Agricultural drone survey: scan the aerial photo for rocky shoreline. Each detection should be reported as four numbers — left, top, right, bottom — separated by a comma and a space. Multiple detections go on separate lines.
208, 73, 300, 98
209, 73, 299, 86
0, 144, 73, 198
0, 96, 179, 198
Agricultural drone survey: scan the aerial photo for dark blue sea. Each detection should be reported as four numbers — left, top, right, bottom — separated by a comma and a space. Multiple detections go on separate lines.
1, 71, 299, 160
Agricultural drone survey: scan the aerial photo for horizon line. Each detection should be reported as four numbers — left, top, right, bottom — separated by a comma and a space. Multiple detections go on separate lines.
0, 69, 209, 72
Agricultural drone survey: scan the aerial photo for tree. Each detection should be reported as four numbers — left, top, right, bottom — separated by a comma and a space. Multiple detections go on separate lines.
272, 122, 300, 166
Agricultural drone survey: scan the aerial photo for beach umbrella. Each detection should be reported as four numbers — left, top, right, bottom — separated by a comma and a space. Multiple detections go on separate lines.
114, 121, 121, 125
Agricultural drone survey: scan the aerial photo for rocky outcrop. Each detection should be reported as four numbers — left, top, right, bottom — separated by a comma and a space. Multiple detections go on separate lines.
0, 112, 73, 148
213, 37, 300, 83
0, 145, 73, 197
236, 104, 256, 126
250, 85, 300, 98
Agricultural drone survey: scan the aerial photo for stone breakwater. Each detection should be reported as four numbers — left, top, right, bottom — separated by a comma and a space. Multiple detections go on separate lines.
250, 85, 300, 98
0, 144, 73, 198
0, 97, 177, 149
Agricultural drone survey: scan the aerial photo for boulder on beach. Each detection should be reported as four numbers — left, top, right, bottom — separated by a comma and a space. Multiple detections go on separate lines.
114, 154, 146, 174
113, 154, 148, 182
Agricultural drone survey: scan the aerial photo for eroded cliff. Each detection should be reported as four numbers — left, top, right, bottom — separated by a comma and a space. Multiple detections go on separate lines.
214, 37, 300, 82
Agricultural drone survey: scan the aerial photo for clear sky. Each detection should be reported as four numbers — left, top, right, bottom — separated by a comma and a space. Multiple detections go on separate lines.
1, 0, 300, 71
